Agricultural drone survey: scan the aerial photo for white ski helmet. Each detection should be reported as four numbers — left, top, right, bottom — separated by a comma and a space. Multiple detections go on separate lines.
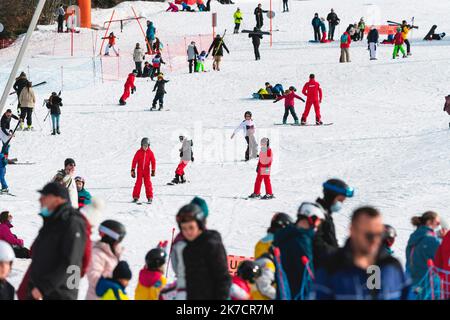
297, 202, 326, 221
0, 240, 15, 262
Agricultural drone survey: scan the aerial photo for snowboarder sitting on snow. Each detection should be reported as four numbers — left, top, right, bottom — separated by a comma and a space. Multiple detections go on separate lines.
119, 70, 137, 106
166, 2, 179, 12
46, 92, 63, 135
230, 260, 262, 300
131, 138, 156, 203
381, 33, 395, 44
444, 95, 450, 128
102, 32, 119, 56
171, 135, 193, 184
0, 109, 18, 147
181, 2, 195, 11
0, 211, 30, 259
142, 61, 153, 78
393, 27, 407, 59
249, 138, 273, 199
151, 74, 169, 111
151, 54, 165, 80
231, 111, 258, 161
96, 261, 132, 300
196, 50, 207, 72
75, 176, 92, 209
0, 144, 10, 193
135, 242, 168, 300
274, 86, 305, 124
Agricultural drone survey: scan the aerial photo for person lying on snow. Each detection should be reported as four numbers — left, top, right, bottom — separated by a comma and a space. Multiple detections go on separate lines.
181, 2, 195, 11
166, 2, 179, 12
253, 83, 284, 99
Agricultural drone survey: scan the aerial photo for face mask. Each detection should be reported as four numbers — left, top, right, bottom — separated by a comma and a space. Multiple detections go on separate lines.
39, 207, 52, 218
330, 201, 343, 213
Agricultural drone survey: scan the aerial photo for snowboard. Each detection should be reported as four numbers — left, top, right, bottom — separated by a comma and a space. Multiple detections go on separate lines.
166, 180, 190, 186
0, 191, 16, 197
8, 161, 36, 165
148, 108, 170, 112
424, 25, 437, 40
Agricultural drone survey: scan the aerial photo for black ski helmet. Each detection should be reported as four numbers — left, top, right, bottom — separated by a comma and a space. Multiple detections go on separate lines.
237, 260, 262, 283
99, 220, 126, 244
176, 203, 207, 230
145, 248, 167, 270
244, 111, 252, 118
289, 86, 297, 92
141, 137, 150, 147
268, 212, 293, 233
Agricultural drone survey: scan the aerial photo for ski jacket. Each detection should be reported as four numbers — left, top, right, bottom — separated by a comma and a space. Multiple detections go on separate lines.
312, 240, 411, 300
0, 221, 24, 247
302, 79, 322, 102
234, 11, 243, 24
85, 241, 121, 300
401, 25, 411, 40
197, 53, 207, 62
133, 47, 145, 62
170, 233, 187, 299
319, 20, 327, 32
1, 113, 18, 136
153, 79, 169, 95
434, 232, 450, 298
340, 32, 351, 48
28, 202, 87, 300
0, 280, 15, 300
367, 28, 379, 43
47, 94, 62, 115
187, 44, 199, 60
19, 87, 36, 109
124, 73, 136, 89
183, 230, 231, 300
313, 198, 338, 268
358, 21, 365, 31
249, 32, 263, 45
276, 91, 305, 107
273, 224, 315, 299
143, 64, 153, 77
13, 76, 28, 96
405, 226, 441, 286
152, 56, 165, 68
254, 8, 267, 25
107, 35, 116, 46
207, 37, 229, 57
52, 169, 79, 209
77, 188, 92, 209
135, 268, 167, 300
257, 148, 272, 175
56, 7, 65, 16
132, 147, 156, 175
230, 275, 251, 300
326, 12, 339, 25
311, 17, 321, 28
254, 232, 274, 259
180, 138, 193, 161
96, 277, 129, 300
146, 22, 156, 40
394, 32, 404, 45
252, 255, 276, 300
233, 119, 255, 137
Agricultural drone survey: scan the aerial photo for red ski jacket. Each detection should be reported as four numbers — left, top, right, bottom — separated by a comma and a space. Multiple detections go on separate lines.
434, 232, 450, 298
258, 148, 272, 169
108, 35, 116, 46
276, 91, 305, 107
394, 32, 404, 45
340, 32, 351, 48
302, 79, 323, 102
132, 148, 156, 175
124, 73, 136, 89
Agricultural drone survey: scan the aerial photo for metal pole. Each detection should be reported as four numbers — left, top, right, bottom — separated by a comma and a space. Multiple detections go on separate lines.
270, 0, 273, 47
0, 0, 47, 116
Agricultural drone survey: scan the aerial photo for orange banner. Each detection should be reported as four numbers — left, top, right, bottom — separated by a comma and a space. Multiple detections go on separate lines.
227, 255, 254, 276
364, 25, 398, 35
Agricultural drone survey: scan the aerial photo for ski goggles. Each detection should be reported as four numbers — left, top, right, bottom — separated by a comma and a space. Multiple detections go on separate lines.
323, 182, 354, 198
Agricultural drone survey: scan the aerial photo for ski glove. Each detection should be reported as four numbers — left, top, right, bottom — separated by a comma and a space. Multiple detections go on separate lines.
131, 169, 136, 178
131, 87, 136, 94
151, 170, 155, 177
256, 165, 259, 173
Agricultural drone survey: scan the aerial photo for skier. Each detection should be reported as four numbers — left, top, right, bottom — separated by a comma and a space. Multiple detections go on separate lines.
339, 27, 352, 63
152, 37, 163, 55
132, 43, 145, 77
95, 261, 132, 300
0, 211, 30, 258
0, 145, 9, 193
131, 138, 156, 204
401, 20, 412, 56
170, 134, 193, 185
249, 27, 263, 60
231, 111, 258, 161
319, 18, 328, 43
18, 81, 35, 131
367, 25, 379, 60
151, 53, 165, 80
233, 8, 243, 34
102, 32, 119, 56
301, 74, 323, 125
0, 109, 19, 146
382, 224, 397, 255
187, 41, 199, 73
230, 261, 262, 300
282, 0, 289, 12
326, 9, 340, 41
119, 70, 137, 106
151, 73, 169, 111
406, 211, 443, 288
146, 21, 156, 54
312, 13, 321, 42
0, 240, 15, 300
135, 244, 168, 300
75, 176, 92, 209
313, 178, 354, 268
273, 202, 326, 299
254, 4, 268, 29
176, 203, 231, 299
46, 92, 63, 135
312, 207, 410, 300
357, 18, 365, 41
51, 158, 79, 208
13, 72, 28, 114
207, 34, 230, 71
254, 212, 293, 259
274, 86, 305, 124
85, 219, 125, 300
249, 137, 273, 199
393, 27, 407, 59
56, 4, 65, 33
196, 50, 207, 72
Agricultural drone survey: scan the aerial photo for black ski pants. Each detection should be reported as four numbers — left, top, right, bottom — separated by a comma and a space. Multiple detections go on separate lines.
283, 106, 298, 123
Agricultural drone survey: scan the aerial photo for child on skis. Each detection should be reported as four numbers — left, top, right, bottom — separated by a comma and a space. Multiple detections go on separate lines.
102, 32, 119, 56
0, 144, 9, 193
230, 261, 262, 300
96, 261, 132, 300
151, 74, 169, 111
46, 92, 63, 135
135, 243, 168, 300
131, 138, 156, 203
393, 27, 407, 59
119, 70, 137, 106
274, 86, 305, 124
170, 134, 193, 184
249, 137, 273, 199
231, 111, 258, 161
196, 50, 207, 72
151, 53, 166, 80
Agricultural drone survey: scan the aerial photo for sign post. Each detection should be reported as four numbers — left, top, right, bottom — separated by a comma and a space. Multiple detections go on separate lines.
212, 13, 217, 39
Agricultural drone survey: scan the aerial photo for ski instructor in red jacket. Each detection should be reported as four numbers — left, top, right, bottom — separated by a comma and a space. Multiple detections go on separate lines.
131, 138, 156, 203
301, 74, 323, 125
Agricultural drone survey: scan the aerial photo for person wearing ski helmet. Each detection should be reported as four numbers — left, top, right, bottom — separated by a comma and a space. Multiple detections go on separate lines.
0, 240, 15, 300
249, 137, 273, 199
274, 85, 305, 125
273, 201, 326, 299
230, 260, 262, 300
255, 212, 293, 259
382, 224, 397, 255
231, 111, 258, 161
393, 26, 407, 59
171, 134, 193, 184
252, 246, 277, 300
135, 243, 168, 300
75, 176, 92, 209
151, 73, 169, 111
131, 138, 156, 203
313, 178, 353, 268
85, 219, 125, 300
119, 70, 137, 105
177, 203, 231, 299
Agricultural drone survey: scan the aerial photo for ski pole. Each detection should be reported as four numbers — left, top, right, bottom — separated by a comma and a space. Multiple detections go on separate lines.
165, 227, 176, 278
301, 256, 315, 281
4, 121, 21, 147
43, 110, 50, 123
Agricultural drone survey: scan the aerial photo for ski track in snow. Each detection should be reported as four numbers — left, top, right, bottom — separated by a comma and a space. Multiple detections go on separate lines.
1, 0, 450, 298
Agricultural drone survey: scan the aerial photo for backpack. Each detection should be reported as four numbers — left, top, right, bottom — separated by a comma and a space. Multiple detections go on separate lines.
340, 33, 348, 44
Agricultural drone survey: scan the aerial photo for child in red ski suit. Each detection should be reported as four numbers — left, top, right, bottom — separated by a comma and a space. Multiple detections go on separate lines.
119, 70, 137, 105
249, 138, 273, 199
301, 74, 323, 125
274, 86, 305, 124
131, 138, 156, 203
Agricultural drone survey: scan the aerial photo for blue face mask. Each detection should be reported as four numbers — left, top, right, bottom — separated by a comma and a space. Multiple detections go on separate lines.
39, 207, 52, 218
330, 201, 343, 213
